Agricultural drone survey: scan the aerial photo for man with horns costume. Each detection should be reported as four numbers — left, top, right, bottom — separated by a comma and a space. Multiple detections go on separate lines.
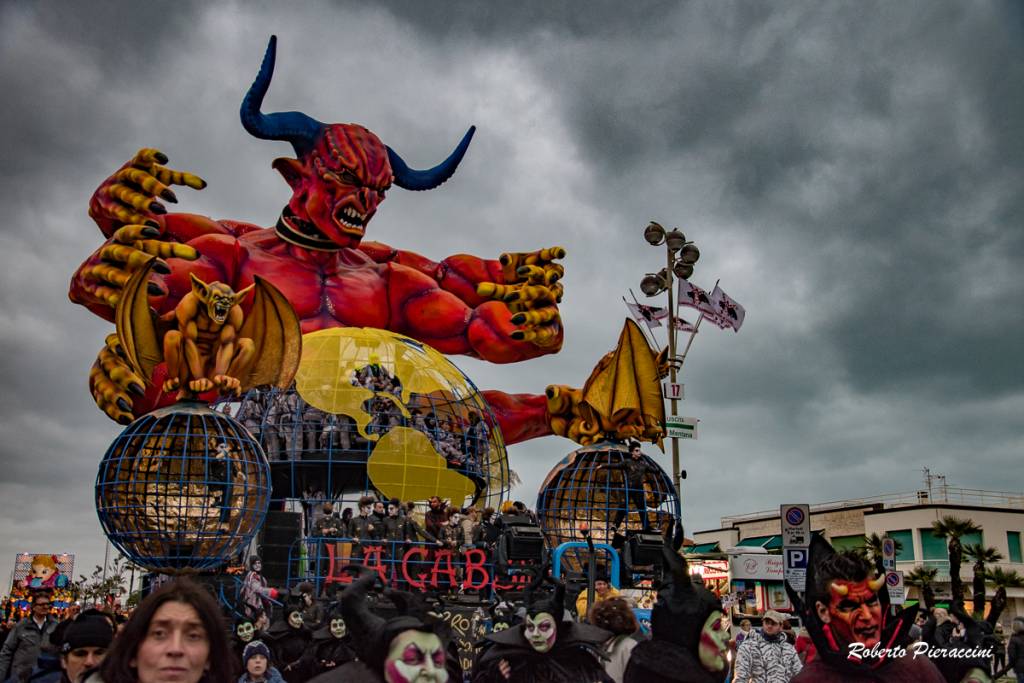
786, 534, 945, 682
622, 527, 730, 683
296, 605, 356, 680
472, 566, 613, 682
307, 566, 456, 683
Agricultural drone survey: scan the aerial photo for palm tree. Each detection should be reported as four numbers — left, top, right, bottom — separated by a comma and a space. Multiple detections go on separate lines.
984, 567, 1024, 626
931, 516, 982, 601
905, 566, 939, 610
861, 533, 903, 576
963, 544, 1003, 616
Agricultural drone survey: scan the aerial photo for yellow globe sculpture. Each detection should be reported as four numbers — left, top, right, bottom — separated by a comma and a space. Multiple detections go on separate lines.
294, 328, 508, 508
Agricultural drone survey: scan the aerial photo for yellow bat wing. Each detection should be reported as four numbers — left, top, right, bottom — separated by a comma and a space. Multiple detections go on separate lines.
237, 275, 302, 391
581, 319, 665, 439
114, 257, 163, 384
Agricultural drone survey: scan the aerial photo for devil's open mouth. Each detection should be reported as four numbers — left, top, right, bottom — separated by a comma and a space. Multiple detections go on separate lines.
213, 302, 230, 322
334, 205, 367, 236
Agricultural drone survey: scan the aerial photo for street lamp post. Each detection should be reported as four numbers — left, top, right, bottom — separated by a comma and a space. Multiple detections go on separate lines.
640, 222, 700, 498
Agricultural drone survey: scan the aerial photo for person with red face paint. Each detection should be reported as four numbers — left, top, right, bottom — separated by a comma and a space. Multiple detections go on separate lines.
787, 537, 944, 682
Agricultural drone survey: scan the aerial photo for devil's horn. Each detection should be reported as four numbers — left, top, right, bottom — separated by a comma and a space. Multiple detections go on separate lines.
240, 35, 324, 157
387, 126, 475, 191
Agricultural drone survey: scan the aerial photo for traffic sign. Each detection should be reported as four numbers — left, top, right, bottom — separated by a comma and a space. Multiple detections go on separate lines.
885, 570, 905, 605
784, 547, 809, 592
662, 382, 684, 400
881, 537, 896, 572
665, 416, 698, 440
780, 504, 811, 547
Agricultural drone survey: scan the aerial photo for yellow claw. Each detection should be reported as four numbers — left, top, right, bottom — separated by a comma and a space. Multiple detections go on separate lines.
82, 264, 130, 288
120, 167, 172, 198
133, 148, 168, 167
100, 244, 153, 269
107, 184, 156, 212
511, 306, 559, 326
537, 246, 566, 262
513, 284, 556, 304
136, 240, 198, 261
510, 326, 559, 346
477, 282, 513, 300
153, 166, 207, 190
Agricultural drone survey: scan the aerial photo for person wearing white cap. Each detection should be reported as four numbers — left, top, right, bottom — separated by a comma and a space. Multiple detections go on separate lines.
733, 610, 801, 683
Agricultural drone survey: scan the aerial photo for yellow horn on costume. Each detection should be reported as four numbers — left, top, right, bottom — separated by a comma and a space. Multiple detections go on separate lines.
830, 582, 849, 597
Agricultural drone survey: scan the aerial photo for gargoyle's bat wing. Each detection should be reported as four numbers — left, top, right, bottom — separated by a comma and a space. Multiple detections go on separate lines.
580, 318, 666, 441
114, 257, 164, 384
238, 275, 301, 391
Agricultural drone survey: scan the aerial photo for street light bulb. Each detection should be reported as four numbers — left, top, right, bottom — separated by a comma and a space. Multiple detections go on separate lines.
644, 221, 666, 246
672, 261, 694, 280
640, 273, 665, 296
665, 228, 687, 252
680, 243, 700, 264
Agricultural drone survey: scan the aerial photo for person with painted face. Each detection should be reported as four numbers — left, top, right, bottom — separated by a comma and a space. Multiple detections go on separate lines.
240, 557, 279, 626
306, 566, 452, 683
263, 597, 311, 683
231, 620, 264, 678
623, 530, 730, 683
238, 641, 284, 683
296, 610, 355, 679
787, 536, 944, 682
473, 568, 612, 682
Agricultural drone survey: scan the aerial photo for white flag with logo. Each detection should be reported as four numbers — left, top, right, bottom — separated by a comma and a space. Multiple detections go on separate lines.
709, 285, 745, 332
677, 280, 722, 322
625, 301, 669, 328
674, 316, 696, 333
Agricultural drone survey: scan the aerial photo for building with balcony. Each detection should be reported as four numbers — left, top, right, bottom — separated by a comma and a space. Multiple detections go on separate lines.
689, 486, 1024, 624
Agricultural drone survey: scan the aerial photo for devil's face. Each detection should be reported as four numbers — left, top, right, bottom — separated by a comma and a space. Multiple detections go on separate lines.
816, 579, 883, 648
278, 124, 392, 248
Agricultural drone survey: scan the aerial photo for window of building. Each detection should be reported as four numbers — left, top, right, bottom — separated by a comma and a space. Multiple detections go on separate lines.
920, 528, 948, 561
961, 531, 983, 548
831, 535, 864, 552
1008, 531, 1022, 564
887, 530, 915, 561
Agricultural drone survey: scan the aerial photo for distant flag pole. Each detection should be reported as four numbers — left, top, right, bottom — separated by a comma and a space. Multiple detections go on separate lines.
677, 279, 718, 372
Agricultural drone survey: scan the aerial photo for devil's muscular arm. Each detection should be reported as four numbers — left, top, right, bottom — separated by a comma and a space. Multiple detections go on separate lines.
360, 241, 499, 307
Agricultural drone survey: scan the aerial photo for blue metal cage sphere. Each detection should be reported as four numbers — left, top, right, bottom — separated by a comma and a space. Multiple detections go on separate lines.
95, 402, 272, 574
536, 441, 679, 572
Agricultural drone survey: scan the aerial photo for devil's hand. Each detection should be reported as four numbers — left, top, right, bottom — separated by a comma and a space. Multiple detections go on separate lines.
477, 247, 565, 348
89, 148, 206, 234
90, 333, 147, 425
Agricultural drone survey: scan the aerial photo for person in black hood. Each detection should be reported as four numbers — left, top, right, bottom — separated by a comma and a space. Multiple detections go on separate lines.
307, 565, 453, 683
473, 566, 612, 682
623, 525, 728, 683
264, 595, 311, 683
297, 607, 355, 679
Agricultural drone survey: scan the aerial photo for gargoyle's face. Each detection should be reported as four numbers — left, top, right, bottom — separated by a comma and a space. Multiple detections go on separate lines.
190, 275, 252, 324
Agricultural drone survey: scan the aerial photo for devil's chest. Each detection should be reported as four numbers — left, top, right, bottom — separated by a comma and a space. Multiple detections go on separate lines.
240, 253, 390, 332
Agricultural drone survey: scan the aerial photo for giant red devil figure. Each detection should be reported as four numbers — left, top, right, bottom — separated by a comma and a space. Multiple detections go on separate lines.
71, 36, 578, 444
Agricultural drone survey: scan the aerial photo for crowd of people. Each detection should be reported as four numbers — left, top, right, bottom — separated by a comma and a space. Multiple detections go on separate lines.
4, 538, 1024, 683
224, 374, 491, 481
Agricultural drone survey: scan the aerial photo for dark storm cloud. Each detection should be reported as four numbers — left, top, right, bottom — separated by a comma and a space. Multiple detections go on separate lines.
0, 1, 1021, 576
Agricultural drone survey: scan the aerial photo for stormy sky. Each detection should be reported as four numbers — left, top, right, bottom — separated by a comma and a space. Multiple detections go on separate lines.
1, 0, 1021, 583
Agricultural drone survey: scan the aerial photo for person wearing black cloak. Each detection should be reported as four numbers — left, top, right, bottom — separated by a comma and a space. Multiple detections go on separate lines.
307, 565, 456, 683
231, 618, 266, 679
922, 601, 995, 683
296, 607, 356, 680
472, 568, 612, 682
622, 528, 730, 683
264, 595, 312, 683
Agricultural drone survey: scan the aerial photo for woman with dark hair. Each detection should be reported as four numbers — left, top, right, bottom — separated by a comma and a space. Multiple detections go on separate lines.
87, 579, 232, 683
589, 598, 641, 683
